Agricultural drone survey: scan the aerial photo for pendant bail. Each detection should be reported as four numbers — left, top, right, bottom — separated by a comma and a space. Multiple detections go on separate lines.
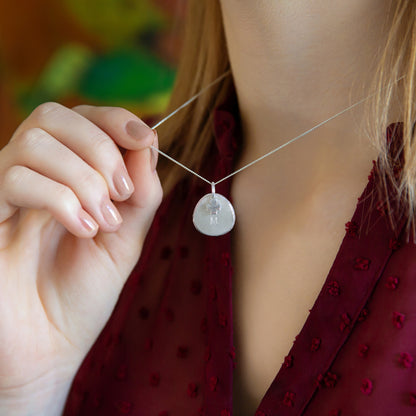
211, 182, 216, 195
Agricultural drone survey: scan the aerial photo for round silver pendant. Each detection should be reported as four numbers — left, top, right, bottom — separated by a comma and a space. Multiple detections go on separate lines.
192, 193, 236, 236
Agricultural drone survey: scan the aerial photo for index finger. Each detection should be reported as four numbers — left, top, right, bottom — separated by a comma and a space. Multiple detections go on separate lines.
71, 105, 155, 151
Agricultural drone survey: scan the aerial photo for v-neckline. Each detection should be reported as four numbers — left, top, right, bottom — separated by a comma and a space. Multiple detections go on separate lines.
201, 156, 405, 416
198, 106, 406, 415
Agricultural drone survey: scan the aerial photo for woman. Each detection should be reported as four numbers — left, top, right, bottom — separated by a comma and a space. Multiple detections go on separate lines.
0, 0, 415, 415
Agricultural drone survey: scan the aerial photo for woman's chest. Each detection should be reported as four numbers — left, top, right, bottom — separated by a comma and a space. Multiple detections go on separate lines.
231, 211, 348, 415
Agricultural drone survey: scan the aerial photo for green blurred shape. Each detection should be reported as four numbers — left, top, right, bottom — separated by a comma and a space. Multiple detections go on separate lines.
38, 43, 94, 97
79, 47, 175, 102
18, 43, 93, 114
18, 44, 175, 116
63, 0, 167, 47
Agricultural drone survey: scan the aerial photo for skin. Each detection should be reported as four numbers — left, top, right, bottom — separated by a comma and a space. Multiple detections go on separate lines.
0, 103, 162, 414
218, 0, 396, 414
0, 1, 398, 415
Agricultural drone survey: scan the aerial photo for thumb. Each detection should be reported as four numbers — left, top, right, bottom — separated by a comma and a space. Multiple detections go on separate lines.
124, 130, 160, 209
118, 130, 162, 237
97, 132, 163, 270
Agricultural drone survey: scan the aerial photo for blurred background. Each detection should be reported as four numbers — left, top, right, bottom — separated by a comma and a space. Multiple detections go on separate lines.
0, 0, 186, 147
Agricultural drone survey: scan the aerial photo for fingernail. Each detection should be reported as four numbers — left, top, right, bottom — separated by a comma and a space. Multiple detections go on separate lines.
79, 212, 98, 233
125, 120, 152, 140
101, 199, 122, 227
151, 131, 159, 172
113, 168, 134, 198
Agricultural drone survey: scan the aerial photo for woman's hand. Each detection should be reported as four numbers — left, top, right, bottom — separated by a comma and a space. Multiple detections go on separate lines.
0, 102, 162, 414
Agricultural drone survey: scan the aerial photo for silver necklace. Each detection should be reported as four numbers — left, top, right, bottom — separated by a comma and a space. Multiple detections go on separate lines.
150, 71, 401, 237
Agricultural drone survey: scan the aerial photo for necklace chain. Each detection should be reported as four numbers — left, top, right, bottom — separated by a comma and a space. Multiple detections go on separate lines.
150, 71, 403, 188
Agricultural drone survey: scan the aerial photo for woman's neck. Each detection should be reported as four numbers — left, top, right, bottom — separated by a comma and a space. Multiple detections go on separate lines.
220, 0, 395, 202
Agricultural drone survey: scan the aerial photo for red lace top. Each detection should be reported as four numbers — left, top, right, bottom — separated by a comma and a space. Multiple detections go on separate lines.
63, 102, 416, 415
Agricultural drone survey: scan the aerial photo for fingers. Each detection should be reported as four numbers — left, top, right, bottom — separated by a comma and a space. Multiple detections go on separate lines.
2, 166, 98, 238
96, 131, 163, 260
123, 129, 161, 209
1, 102, 161, 238
70, 104, 162, 210
7, 127, 126, 232
71, 104, 155, 150
17, 103, 154, 202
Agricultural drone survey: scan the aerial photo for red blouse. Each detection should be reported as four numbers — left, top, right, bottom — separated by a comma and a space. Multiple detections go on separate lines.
63, 102, 416, 416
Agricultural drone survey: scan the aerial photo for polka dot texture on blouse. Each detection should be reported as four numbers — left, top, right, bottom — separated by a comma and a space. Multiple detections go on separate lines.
63, 104, 416, 415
